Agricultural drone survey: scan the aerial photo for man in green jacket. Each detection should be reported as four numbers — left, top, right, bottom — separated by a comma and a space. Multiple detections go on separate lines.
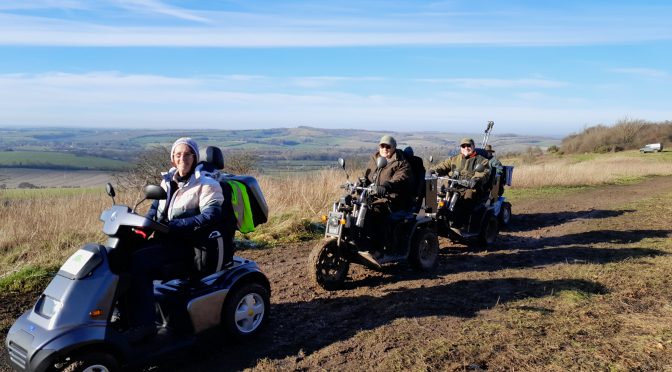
432, 137, 490, 227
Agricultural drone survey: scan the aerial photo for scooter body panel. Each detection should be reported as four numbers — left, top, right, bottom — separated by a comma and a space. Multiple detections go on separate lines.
5, 243, 118, 371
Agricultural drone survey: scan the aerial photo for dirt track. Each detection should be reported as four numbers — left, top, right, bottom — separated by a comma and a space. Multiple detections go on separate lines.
2, 176, 672, 371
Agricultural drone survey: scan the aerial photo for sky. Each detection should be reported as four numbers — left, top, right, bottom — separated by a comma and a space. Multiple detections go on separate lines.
0, 1, 670, 136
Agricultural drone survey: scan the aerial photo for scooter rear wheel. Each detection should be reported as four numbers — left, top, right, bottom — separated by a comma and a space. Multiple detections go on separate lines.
61, 351, 119, 372
499, 202, 512, 227
479, 213, 499, 246
308, 238, 349, 291
222, 283, 270, 338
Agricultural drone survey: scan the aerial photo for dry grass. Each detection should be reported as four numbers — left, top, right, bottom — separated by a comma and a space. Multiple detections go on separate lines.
505, 151, 672, 188
0, 191, 141, 277
1, 151, 670, 277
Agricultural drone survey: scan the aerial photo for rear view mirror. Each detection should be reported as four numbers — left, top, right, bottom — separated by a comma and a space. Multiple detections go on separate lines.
429, 155, 434, 163
105, 183, 116, 198
338, 158, 345, 169
144, 184, 167, 200
376, 156, 388, 170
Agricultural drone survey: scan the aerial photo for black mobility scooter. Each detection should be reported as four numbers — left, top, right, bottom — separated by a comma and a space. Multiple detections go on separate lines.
5, 147, 270, 372
308, 157, 439, 290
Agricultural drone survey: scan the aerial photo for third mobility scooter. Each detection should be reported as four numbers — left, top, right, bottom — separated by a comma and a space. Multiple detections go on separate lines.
425, 121, 513, 246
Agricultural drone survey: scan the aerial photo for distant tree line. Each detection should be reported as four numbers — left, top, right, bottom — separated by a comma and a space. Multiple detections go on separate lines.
561, 118, 672, 154
113, 146, 262, 191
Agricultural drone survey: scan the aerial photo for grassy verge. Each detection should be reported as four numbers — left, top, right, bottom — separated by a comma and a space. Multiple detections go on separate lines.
0, 265, 58, 293
0, 187, 103, 199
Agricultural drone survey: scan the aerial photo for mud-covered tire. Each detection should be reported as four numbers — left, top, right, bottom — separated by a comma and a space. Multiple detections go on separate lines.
409, 228, 439, 271
479, 213, 499, 246
61, 351, 119, 372
499, 202, 512, 227
221, 283, 269, 338
308, 238, 349, 290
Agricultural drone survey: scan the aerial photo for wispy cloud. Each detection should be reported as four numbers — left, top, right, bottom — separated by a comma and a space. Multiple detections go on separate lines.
110, 0, 211, 23
417, 78, 569, 89
609, 67, 669, 78
0, 2, 670, 46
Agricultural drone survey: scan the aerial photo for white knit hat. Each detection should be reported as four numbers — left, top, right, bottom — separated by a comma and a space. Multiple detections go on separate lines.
171, 137, 200, 162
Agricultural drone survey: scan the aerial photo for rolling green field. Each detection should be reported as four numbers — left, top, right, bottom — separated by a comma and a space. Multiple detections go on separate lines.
0, 151, 129, 170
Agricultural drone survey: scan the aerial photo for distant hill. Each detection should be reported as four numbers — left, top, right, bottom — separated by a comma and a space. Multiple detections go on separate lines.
0, 126, 561, 166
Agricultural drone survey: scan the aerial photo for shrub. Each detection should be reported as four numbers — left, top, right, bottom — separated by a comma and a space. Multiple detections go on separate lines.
17, 182, 39, 189
113, 145, 171, 191
562, 119, 672, 154
593, 144, 623, 153
223, 151, 259, 174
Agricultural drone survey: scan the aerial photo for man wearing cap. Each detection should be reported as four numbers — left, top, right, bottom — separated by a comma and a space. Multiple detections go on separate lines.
361, 135, 413, 257
127, 137, 225, 341
485, 144, 504, 199
431, 138, 490, 226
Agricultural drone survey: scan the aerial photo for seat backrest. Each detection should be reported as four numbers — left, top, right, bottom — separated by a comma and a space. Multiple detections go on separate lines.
205, 146, 224, 170
197, 146, 224, 174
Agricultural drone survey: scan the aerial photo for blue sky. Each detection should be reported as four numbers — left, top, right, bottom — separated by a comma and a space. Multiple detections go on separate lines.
0, 1, 670, 136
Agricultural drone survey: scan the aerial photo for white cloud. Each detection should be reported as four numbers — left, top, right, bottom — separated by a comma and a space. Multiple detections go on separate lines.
0, 71, 668, 136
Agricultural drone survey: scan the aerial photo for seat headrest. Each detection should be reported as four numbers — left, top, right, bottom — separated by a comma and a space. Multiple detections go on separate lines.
205, 146, 224, 170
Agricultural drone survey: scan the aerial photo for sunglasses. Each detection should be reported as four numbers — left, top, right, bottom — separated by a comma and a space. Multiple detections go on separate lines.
379, 144, 392, 149
460, 144, 473, 148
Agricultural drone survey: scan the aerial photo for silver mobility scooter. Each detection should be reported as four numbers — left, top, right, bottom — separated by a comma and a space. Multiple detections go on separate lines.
5, 147, 270, 371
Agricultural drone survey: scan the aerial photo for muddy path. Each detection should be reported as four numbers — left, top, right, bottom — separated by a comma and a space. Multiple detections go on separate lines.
2, 176, 672, 371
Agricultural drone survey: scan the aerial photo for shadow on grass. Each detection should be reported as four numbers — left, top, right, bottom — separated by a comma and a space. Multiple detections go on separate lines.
508, 209, 636, 232
173, 277, 607, 371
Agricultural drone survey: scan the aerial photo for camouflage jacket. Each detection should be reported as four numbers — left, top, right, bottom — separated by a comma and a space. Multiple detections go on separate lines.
432, 152, 491, 187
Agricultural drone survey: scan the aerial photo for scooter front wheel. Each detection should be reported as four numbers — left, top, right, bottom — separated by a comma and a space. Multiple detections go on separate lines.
61, 351, 119, 372
222, 283, 270, 338
308, 238, 349, 291
409, 228, 439, 270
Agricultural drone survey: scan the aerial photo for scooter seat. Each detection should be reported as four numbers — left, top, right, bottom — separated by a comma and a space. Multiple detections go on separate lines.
388, 210, 414, 222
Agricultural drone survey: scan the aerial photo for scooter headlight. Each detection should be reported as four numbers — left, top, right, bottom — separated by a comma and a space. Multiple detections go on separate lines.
36, 295, 62, 319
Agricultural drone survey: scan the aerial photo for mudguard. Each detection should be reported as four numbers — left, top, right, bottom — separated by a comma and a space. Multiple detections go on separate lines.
154, 257, 270, 334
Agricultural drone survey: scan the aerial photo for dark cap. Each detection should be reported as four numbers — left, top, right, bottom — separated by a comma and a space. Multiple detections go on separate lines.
485, 144, 495, 152
459, 138, 475, 147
